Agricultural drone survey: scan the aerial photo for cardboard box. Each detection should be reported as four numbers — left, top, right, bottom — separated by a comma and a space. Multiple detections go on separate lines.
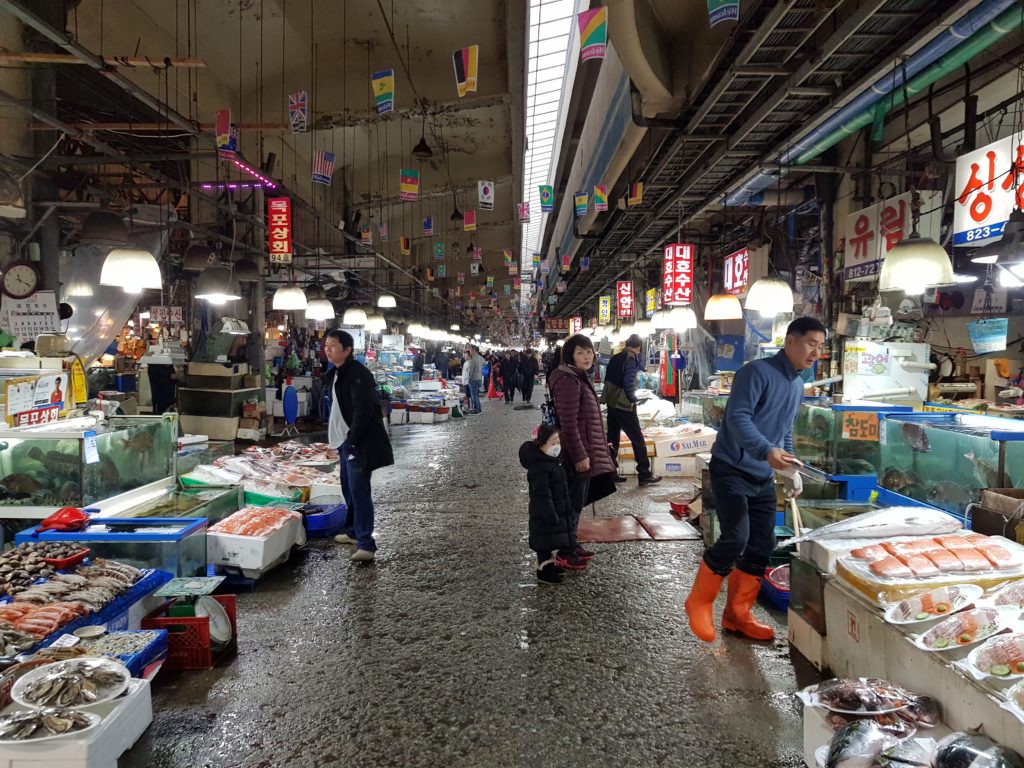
236, 427, 266, 442
243, 373, 262, 389
185, 372, 246, 390
242, 403, 262, 419
652, 456, 697, 477
239, 417, 260, 430
616, 440, 656, 460
619, 459, 637, 475
180, 414, 240, 441
980, 489, 1024, 518
653, 427, 717, 458
187, 362, 248, 377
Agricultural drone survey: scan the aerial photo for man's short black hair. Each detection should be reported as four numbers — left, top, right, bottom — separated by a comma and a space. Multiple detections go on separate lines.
786, 317, 827, 338
327, 329, 354, 349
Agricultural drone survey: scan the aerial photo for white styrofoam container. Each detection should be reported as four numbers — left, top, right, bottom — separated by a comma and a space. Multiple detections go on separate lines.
787, 608, 830, 673
798, 529, 971, 574
207, 516, 303, 577
105, 589, 168, 632
619, 459, 638, 475
652, 427, 717, 458
0, 678, 152, 768
652, 456, 697, 477
616, 440, 656, 460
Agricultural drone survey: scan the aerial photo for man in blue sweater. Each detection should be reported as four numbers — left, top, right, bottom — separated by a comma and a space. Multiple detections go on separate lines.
685, 316, 826, 643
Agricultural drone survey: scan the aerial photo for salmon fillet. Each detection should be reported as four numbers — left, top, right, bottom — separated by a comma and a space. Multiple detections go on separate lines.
869, 555, 914, 579
953, 547, 991, 571
934, 535, 976, 551
923, 548, 964, 572
896, 552, 941, 578
976, 544, 1019, 570
851, 544, 888, 561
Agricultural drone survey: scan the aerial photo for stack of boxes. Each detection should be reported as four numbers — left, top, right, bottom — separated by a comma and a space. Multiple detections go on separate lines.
178, 362, 263, 441
616, 426, 717, 477
237, 399, 269, 441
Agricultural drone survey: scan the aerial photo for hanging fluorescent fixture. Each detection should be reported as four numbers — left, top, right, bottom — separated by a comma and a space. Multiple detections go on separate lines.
343, 307, 368, 326
704, 294, 743, 320
100, 247, 162, 290
194, 266, 240, 304
272, 285, 308, 310
377, 294, 397, 309
744, 277, 793, 316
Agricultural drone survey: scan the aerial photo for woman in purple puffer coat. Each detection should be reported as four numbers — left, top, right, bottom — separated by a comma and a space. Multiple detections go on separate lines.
547, 333, 616, 571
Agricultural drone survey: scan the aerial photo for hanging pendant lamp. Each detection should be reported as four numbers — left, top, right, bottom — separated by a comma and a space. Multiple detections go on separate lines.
744, 277, 794, 316
878, 232, 954, 295
272, 285, 308, 310
704, 294, 743, 320
343, 307, 368, 326
377, 294, 397, 309
80, 211, 130, 246
668, 306, 698, 331
100, 247, 162, 290
195, 266, 240, 304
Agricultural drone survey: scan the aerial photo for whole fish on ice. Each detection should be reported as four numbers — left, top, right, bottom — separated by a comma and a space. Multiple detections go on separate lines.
825, 720, 893, 768
781, 507, 961, 547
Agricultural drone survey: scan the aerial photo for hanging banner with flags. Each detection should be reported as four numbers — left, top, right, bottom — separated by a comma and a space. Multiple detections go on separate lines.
453, 45, 479, 98
464, 210, 477, 232
360, 226, 373, 248
599, 295, 612, 325
539, 185, 554, 212
518, 202, 530, 223
312, 150, 335, 185
371, 70, 394, 113
708, 0, 740, 27
378, 222, 388, 241
580, 256, 590, 272
471, 262, 480, 275
478, 180, 495, 211
594, 185, 608, 211
578, 7, 608, 62
438, 264, 447, 278
574, 192, 588, 217
628, 182, 644, 207
400, 237, 411, 256
288, 91, 308, 133
434, 242, 445, 260
472, 246, 482, 261
422, 216, 433, 236
399, 169, 420, 201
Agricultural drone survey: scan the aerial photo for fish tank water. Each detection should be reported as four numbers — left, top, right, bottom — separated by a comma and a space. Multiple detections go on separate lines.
113, 485, 242, 522
793, 404, 913, 476
0, 415, 176, 513
879, 413, 1024, 517
681, 392, 729, 429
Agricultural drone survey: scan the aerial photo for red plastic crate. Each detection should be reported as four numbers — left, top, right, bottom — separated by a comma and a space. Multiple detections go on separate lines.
141, 594, 237, 670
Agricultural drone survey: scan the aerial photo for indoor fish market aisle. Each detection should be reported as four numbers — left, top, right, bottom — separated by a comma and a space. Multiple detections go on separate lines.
121, 407, 802, 768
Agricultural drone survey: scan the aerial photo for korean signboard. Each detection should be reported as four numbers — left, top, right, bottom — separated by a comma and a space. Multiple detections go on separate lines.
569, 317, 583, 335
844, 190, 942, 281
598, 295, 612, 325
954, 132, 1024, 246
662, 243, 694, 305
616, 280, 634, 318
267, 197, 293, 263
546, 317, 569, 334
645, 288, 657, 317
723, 248, 749, 295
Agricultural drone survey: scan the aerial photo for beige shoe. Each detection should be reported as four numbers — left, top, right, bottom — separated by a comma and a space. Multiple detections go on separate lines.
350, 549, 376, 562
334, 534, 358, 545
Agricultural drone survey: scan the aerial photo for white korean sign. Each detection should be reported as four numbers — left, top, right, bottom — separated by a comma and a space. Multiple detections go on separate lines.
844, 190, 942, 282
953, 131, 1024, 247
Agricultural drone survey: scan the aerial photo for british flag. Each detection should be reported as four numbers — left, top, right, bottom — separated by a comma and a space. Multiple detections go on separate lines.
289, 90, 308, 133
312, 150, 335, 185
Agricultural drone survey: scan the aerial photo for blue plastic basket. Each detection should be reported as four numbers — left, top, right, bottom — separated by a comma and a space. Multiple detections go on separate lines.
760, 566, 791, 611
300, 500, 346, 538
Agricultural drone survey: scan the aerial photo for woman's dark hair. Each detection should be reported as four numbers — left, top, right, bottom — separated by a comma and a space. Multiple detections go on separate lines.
326, 329, 354, 349
535, 423, 559, 446
561, 333, 595, 365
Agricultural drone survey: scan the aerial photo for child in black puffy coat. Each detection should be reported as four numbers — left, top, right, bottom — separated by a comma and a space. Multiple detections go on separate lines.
518, 424, 574, 584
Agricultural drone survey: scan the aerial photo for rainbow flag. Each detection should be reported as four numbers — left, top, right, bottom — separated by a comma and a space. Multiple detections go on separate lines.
399, 168, 420, 201
578, 8, 607, 62
628, 182, 644, 207
400, 237, 411, 256
532, 253, 541, 269
539, 185, 553, 212
574, 191, 588, 217
371, 69, 394, 113
464, 210, 477, 232
503, 249, 513, 264
453, 45, 479, 98
593, 185, 608, 211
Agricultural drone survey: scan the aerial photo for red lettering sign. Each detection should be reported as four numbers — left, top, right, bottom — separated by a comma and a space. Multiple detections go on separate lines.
15, 406, 60, 427
617, 280, 634, 318
723, 248, 749, 295
267, 197, 292, 263
662, 244, 694, 306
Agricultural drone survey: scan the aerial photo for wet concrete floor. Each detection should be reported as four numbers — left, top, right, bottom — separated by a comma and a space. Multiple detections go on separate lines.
123, 404, 807, 768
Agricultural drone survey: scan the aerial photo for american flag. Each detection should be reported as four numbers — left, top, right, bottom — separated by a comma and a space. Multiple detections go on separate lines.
312, 150, 335, 185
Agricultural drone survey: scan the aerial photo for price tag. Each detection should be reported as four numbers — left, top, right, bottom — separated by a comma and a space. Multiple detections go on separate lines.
842, 411, 879, 442
83, 430, 100, 465
51, 634, 81, 649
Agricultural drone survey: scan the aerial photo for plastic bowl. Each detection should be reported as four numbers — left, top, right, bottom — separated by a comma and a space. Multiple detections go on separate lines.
73, 625, 107, 640
42, 548, 90, 569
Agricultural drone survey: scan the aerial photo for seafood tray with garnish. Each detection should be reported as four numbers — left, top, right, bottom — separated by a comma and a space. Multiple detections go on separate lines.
962, 633, 1024, 681
912, 606, 1021, 654
882, 585, 984, 626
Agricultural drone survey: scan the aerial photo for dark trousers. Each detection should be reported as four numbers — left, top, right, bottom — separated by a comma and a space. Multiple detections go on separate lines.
536, 549, 554, 565
504, 374, 515, 402
606, 407, 652, 477
521, 376, 534, 403
704, 458, 776, 577
566, 473, 591, 549
339, 440, 376, 552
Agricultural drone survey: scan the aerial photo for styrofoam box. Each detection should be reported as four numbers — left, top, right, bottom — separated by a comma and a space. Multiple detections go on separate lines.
236, 428, 267, 442
619, 459, 638, 475
787, 607, 830, 673
0, 678, 152, 768
207, 516, 303, 576
617, 440, 656, 460
105, 589, 168, 632
652, 427, 717, 458
653, 456, 697, 476
798, 529, 971, 575
310, 479, 341, 501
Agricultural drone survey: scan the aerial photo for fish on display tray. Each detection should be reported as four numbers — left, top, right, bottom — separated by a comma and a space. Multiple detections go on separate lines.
913, 606, 1020, 652
782, 507, 961, 547
884, 584, 983, 625
824, 711, 916, 740
933, 732, 1024, 768
798, 678, 913, 715
990, 580, 1024, 608
964, 632, 1024, 680
822, 719, 895, 768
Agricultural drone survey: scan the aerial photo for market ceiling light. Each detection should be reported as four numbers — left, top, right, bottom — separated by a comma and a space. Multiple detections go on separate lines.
878, 234, 954, 295
79, 211, 129, 246
182, 243, 216, 271
234, 258, 261, 282
377, 294, 397, 309
704, 294, 743, 320
194, 266, 241, 303
632, 319, 653, 337
971, 208, 1024, 264
365, 313, 387, 332
272, 285, 308, 311
305, 299, 335, 321
219, 317, 250, 335
998, 266, 1024, 288
744, 277, 794, 316
450, 323, 460, 331
100, 247, 162, 290
651, 310, 674, 329
668, 306, 698, 331
343, 307, 368, 326
953, 274, 979, 283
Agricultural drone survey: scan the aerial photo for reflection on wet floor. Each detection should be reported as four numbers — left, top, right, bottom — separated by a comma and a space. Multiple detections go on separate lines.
122, 405, 805, 768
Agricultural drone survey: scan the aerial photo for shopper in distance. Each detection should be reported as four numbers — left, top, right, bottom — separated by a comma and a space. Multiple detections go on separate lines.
602, 333, 662, 486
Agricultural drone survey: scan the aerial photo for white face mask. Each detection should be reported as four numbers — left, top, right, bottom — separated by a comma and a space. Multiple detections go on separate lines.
544, 444, 561, 458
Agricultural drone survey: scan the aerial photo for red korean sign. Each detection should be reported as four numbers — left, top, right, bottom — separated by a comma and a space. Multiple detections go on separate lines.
569, 316, 583, 335
954, 132, 1024, 246
15, 406, 59, 427
616, 280, 634, 318
723, 248, 749, 295
661, 244, 693, 305
546, 317, 569, 334
267, 197, 293, 264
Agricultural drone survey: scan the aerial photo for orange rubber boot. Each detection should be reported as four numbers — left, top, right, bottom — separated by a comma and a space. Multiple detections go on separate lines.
684, 561, 725, 643
722, 570, 775, 641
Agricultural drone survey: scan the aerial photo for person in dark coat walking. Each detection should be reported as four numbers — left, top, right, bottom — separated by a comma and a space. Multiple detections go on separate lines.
501, 351, 519, 403
548, 334, 617, 571
519, 349, 539, 403
433, 348, 449, 379
519, 423, 572, 584
411, 348, 425, 377
602, 334, 661, 486
323, 329, 395, 562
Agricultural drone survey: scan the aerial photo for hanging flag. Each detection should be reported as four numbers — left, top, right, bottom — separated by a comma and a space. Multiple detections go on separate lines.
400, 236, 411, 256
708, 0, 740, 27
438, 264, 447, 278
288, 91, 308, 133
518, 202, 531, 223
580, 256, 590, 272
434, 242, 445, 260
312, 150, 336, 185
215, 108, 231, 148
594, 185, 609, 211
504, 283, 511, 296
453, 45, 479, 98
486, 275, 494, 288
541, 260, 550, 275
479, 180, 494, 211
458, 272, 465, 285
360, 225, 373, 247
514, 277, 521, 289
472, 246, 482, 261
464, 210, 477, 232
539, 185, 554, 212
574, 191, 588, 217
561, 254, 571, 273
503, 249, 513, 265
371, 70, 394, 114
532, 252, 541, 269
471, 262, 480, 275
628, 182, 644, 207
378, 222, 388, 242
422, 216, 433, 236
399, 168, 420, 201
508, 263, 518, 276
433, 288, 440, 298
427, 268, 435, 281
578, 7, 608, 62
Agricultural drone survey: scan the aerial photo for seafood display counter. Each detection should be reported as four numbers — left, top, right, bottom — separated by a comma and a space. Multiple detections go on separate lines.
793, 403, 913, 477
681, 392, 728, 429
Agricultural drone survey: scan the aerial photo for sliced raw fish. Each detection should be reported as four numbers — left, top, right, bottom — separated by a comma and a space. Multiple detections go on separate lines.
850, 545, 888, 561
993, 580, 1024, 607
882, 540, 934, 556
919, 608, 1003, 650
869, 555, 914, 580
976, 543, 1019, 570
933, 535, 976, 550
969, 634, 1024, 677
922, 548, 964, 572
896, 553, 940, 578
952, 547, 991, 572
893, 586, 966, 621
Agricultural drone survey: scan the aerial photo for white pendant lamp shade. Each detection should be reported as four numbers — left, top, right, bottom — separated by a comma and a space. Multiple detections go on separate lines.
100, 247, 162, 290
272, 285, 308, 310
878, 235, 954, 295
343, 307, 368, 326
377, 294, 397, 309
744, 277, 793, 316
305, 299, 335, 321
365, 314, 387, 332
668, 305, 698, 331
704, 293, 743, 320
651, 309, 674, 329
632, 319, 653, 337
407, 322, 424, 337
194, 266, 240, 304
450, 323, 460, 331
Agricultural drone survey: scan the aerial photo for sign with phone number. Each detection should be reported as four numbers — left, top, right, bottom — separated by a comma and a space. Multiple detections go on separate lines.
841, 411, 879, 442
955, 221, 1005, 246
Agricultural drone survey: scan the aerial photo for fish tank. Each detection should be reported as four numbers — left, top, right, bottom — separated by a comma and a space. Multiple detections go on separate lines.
681, 392, 729, 429
176, 440, 235, 476
0, 415, 177, 518
793, 404, 913, 476
110, 485, 242, 522
879, 412, 1024, 517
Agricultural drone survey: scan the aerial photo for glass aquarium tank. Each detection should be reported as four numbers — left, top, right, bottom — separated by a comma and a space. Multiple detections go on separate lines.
681, 392, 729, 429
0, 415, 176, 514
113, 485, 242, 522
879, 413, 1024, 517
793, 404, 912, 476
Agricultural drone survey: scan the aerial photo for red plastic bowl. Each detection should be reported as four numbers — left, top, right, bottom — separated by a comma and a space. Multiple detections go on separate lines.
42, 548, 90, 570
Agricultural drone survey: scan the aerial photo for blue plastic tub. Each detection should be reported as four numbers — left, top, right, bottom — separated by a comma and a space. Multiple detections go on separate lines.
761, 565, 791, 611
300, 501, 346, 538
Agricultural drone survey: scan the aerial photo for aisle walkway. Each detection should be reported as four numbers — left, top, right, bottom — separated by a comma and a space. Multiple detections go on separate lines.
123, 405, 805, 768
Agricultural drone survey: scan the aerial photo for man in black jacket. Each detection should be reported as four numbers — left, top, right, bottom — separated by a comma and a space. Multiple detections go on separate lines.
601, 334, 661, 486
519, 350, 539, 403
501, 351, 519, 404
324, 330, 395, 562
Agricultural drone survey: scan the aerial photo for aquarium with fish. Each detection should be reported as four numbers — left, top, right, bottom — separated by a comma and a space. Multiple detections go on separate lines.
0, 415, 177, 517
793, 404, 913, 476
879, 412, 1024, 518
681, 392, 729, 429
110, 485, 242, 522
176, 440, 235, 477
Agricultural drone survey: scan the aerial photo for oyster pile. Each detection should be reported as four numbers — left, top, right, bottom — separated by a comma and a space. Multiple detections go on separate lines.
0, 708, 92, 740
21, 659, 127, 708
0, 543, 86, 597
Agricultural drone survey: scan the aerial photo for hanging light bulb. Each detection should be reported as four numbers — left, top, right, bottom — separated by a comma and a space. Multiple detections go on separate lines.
704, 294, 743, 320
194, 266, 240, 304
412, 110, 433, 159
79, 211, 130, 246
272, 285, 308, 310
343, 307, 368, 326
744, 277, 794, 316
305, 299, 335, 321
100, 247, 162, 290
971, 208, 1024, 264
377, 294, 397, 309
878, 235, 954, 295
365, 313, 387, 332
668, 306, 698, 331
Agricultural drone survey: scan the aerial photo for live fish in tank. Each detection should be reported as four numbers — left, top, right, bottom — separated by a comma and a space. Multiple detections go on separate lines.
809, 413, 831, 442
881, 467, 922, 493
926, 481, 976, 514
964, 451, 1013, 489
901, 423, 931, 453
838, 459, 876, 476
98, 456, 121, 486
120, 428, 155, 454
26, 447, 79, 477
0, 473, 44, 498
